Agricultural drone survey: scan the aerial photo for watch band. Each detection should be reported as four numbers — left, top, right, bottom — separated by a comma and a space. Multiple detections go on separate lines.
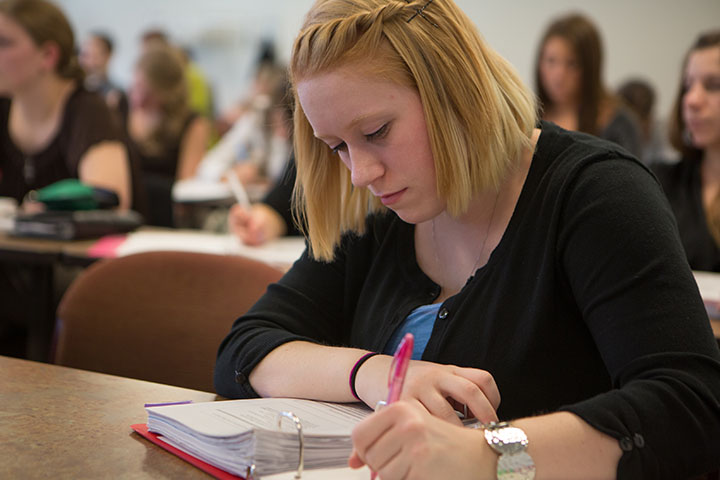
483, 421, 536, 480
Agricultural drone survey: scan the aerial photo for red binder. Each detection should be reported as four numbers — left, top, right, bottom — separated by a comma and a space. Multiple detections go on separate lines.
131, 424, 244, 480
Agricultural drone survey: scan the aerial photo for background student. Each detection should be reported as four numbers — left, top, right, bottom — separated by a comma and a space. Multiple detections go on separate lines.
125, 44, 210, 227
0, 0, 132, 356
653, 30, 720, 272
79, 31, 128, 123
535, 13, 643, 158
215, 1, 720, 478
227, 158, 298, 245
0, 0, 131, 209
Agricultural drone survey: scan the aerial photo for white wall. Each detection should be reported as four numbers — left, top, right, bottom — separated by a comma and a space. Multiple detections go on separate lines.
57, 0, 720, 118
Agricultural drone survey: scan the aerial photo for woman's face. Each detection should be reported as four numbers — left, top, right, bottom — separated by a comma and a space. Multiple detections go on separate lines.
0, 13, 47, 95
129, 69, 160, 111
297, 63, 443, 224
683, 46, 720, 152
539, 35, 581, 106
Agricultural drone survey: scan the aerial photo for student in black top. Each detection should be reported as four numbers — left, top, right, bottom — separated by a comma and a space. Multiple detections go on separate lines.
0, 0, 131, 209
126, 45, 210, 227
215, 1, 720, 478
0, 0, 133, 354
653, 30, 720, 272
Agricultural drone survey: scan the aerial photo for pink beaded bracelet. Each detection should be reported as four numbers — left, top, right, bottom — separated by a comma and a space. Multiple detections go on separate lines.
349, 352, 380, 401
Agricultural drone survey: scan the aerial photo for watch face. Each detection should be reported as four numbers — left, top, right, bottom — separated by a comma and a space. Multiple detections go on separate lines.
485, 426, 529, 455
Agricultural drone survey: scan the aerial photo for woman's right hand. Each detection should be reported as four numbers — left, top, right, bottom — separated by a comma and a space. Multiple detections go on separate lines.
228, 203, 286, 246
355, 357, 500, 425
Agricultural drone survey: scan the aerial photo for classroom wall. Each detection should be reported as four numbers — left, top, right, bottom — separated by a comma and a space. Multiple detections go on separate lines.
57, 0, 720, 119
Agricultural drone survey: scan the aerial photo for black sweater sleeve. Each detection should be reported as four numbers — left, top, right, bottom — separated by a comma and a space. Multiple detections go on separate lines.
557, 158, 720, 479
214, 236, 352, 398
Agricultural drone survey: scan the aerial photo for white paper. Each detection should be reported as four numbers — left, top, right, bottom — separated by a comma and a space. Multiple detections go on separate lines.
116, 231, 306, 268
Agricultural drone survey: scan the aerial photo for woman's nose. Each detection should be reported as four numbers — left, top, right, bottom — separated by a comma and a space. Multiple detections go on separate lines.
684, 81, 705, 108
348, 149, 384, 188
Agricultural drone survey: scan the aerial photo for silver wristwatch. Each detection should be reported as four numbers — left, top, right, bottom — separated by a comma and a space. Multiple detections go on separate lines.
483, 421, 536, 480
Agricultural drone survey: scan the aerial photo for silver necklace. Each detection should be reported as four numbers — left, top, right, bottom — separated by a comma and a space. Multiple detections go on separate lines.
431, 190, 500, 290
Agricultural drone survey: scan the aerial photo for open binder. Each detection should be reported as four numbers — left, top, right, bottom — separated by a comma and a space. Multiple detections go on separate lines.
138, 398, 372, 479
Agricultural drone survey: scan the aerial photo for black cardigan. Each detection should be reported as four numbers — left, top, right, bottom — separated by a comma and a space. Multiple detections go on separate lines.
216, 122, 720, 479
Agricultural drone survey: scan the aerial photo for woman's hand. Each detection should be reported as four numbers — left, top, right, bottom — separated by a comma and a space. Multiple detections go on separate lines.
228, 203, 287, 246
355, 357, 500, 425
349, 401, 497, 480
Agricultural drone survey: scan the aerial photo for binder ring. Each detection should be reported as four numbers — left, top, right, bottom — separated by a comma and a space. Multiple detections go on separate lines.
277, 411, 304, 479
245, 464, 256, 480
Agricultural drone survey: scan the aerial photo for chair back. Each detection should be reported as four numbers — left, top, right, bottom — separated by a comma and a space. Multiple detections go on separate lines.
55, 251, 283, 392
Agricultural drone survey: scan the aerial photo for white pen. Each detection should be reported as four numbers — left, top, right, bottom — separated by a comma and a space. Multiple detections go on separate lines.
227, 169, 251, 209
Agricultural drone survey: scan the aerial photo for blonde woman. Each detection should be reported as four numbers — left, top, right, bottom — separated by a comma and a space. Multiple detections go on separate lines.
215, 1, 720, 478
126, 45, 210, 226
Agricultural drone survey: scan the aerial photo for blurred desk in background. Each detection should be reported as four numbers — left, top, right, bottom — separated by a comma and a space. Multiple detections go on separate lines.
0, 228, 305, 362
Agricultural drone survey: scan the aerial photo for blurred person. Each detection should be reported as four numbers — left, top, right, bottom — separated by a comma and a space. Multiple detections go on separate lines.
0, 0, 131, 210
227, 158, 299, 246
126, 45, 210, 227
653, 30, 720, 272
79, 31, 128, 122
140, 29, 214, 121
196, 73, 292, 188
617, 78, 679, 164
216, 39, 282, 136
535, 13, 643, 157
0, 0, 132, 356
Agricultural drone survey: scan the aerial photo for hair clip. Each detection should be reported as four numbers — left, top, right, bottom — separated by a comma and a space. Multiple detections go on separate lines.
405, 0, 440, 28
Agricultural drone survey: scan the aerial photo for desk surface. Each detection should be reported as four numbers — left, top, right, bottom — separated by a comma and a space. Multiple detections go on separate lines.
0, 230, 97, 263
0, 356, 218, 479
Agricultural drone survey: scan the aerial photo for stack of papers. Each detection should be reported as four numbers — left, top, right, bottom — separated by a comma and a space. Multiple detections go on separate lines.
146, 398, 371, 478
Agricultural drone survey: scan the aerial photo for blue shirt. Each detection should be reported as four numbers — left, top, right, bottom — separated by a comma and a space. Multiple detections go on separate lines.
384, 303, 441, 360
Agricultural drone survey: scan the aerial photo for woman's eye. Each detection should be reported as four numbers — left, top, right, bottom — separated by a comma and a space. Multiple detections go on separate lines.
705, 79, 720, 91
366, 123, 389, 141
331, 142, 346, 154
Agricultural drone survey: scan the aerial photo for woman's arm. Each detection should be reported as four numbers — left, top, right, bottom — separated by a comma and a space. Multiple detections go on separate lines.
249, 341, 500, 424
176, 116, 211, 180
78, 140, 131, 210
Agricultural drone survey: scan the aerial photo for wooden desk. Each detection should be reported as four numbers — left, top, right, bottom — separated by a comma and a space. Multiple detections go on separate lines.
0, 356, 218, 479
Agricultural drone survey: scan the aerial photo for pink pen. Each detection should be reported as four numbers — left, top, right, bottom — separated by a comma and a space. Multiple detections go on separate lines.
386, 333, 414, 404
370, 333, 414, 480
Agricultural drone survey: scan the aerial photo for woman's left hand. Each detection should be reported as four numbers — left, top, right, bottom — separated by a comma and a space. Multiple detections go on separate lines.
348, 401, 497, 480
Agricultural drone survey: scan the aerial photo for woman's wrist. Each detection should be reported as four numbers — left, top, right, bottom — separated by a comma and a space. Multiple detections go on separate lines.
349, 352, 380, 400
464, 426, 500, 479
353, 353, 390, 407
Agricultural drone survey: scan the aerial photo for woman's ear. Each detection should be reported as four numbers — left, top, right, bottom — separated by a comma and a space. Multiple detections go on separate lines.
38, 41, 61, 73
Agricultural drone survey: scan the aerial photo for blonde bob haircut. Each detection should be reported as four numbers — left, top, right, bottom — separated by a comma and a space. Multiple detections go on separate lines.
291, 0, 537, 261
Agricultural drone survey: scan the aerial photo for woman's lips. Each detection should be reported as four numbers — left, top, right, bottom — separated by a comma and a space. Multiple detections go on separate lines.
380, 188, 407, 206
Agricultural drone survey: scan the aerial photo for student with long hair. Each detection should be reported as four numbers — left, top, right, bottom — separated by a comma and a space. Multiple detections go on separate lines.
535, 13, 643, 158
215, 1, 720, 478
126, 45, 210, 227
654, 30, 720, 272
0, 0, 132, 355
0, 0, 131, 208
